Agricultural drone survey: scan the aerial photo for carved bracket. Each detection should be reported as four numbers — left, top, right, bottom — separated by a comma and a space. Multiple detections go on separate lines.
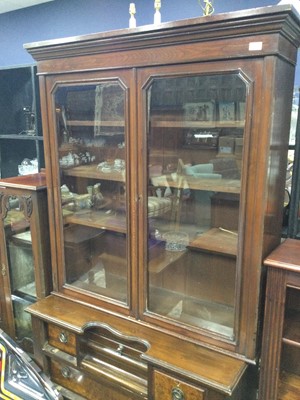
0, 193, 33, 221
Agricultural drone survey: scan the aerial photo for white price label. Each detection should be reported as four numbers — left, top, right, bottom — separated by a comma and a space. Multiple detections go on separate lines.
249, 42, 263, 51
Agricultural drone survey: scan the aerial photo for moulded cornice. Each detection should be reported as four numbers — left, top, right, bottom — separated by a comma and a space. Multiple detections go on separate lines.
24, 5, 300, 62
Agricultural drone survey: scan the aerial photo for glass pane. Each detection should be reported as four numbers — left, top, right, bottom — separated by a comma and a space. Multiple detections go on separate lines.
289, 87, 299, 147
5, 197, 35, 341
146, 73, 246, 339
54, 81, 127, 304
285, 87, 300, 238
280, 286, 300, 397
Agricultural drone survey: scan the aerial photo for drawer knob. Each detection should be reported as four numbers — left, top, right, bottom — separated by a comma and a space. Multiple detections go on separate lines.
61, 366, 71, 379
59, 331, 68, 344
172, 387, 184, 400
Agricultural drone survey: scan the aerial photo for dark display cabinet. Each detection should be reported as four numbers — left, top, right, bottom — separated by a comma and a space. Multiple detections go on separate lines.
25, 4, 300, 400
0, 65, 44, 178
0, 173, 51, 354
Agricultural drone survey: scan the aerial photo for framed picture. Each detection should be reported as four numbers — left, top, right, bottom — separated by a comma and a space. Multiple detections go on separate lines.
238, 102, 246, 122
183, 101, 215, 122
94, 83, 125, 136
219, 101, 235, 122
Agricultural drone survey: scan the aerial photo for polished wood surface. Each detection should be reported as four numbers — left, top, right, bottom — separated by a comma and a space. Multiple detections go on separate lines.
152, 370, 206, 400
152, 174, 240, 194
50, 358, 144, 400
63, 164, 125, 182
188, 228, 238, 256
25, 5, 300, 399
264, 238, 300, 272
48, 324, 77, 356
27, 295, 247, 395
0, 172, 46, 190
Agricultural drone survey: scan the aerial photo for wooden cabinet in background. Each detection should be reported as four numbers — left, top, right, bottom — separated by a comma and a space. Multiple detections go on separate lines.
0, 173, 51, 354
259, 239, 300, 400
25, 4, 300, 399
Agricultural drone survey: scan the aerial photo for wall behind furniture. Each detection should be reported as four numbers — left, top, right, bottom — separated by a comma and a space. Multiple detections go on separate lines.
0, 0, 279, 67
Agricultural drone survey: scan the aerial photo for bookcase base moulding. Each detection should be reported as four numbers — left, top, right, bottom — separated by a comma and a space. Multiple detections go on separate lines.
25, 4, 300, 399
28, 295, 255, 400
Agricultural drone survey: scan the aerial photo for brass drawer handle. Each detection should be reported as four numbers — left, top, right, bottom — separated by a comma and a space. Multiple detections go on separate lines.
117, 344, 124, 355
172, 387, 184, 400
61, 366, 71, 379
59, 331, 68, 344
1, 264, 6, 276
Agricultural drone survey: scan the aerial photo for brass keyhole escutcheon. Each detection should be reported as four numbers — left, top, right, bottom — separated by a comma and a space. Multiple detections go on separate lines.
59, 331, 68, 344
172, 387, 184, 400
61, 366, 71, 379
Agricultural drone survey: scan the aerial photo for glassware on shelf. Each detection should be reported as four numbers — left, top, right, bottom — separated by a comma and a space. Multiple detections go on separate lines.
162, 231, 189, 252
18, 158, 38, 176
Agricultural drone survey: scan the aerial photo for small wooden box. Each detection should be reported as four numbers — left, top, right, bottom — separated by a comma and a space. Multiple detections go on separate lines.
218, 136, 235, 155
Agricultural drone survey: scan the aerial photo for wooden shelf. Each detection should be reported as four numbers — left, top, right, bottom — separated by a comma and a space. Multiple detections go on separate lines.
151, 175, 240, 194
188, 228, 238, 257
64, 210, 126, 234
0, 173, 47, 191
150, 119, 245, 129
63, 164, 125, 182
0, 134, 43, 140
70, 252, 127, 302
149, 287, 234, 338
148, 250, 186, 274
15, 281, 37, 299
278, 371, 300, 400
66, 120, 124, 127
283, 311, 300, 346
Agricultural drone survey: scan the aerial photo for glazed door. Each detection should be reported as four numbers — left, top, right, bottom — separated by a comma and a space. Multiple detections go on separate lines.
137, 60, 265, 356
45, 70, 136, 313
0, 194, 36, 352
279, 281, 300, 398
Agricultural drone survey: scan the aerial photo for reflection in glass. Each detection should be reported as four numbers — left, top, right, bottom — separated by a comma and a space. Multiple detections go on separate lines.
146, 73, 246, 339
5, 198, 35, 341
54, 81, 127, 304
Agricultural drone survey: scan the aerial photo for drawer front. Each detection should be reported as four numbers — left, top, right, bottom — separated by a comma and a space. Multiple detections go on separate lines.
50, 359, 146, 400
48, 324, 77, 355
153, 370, 206, 400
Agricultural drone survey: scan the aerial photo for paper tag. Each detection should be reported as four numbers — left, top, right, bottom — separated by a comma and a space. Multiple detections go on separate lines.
249, 42, 263, 51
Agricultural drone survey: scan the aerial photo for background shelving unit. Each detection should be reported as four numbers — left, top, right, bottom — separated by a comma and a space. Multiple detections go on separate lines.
0, 64, 44, 178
